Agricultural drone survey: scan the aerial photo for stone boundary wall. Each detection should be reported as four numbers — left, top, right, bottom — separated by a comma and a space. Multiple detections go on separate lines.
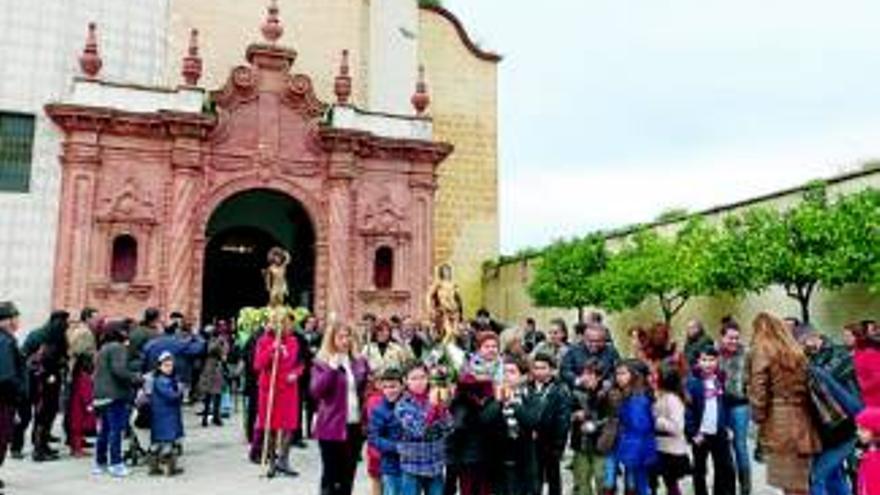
483, 168, 880, 348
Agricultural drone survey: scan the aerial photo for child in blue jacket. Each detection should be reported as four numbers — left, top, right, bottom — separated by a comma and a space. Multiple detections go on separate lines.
150, 351, 184, 476
613, 359, 657, 495
369, 367, 405, 495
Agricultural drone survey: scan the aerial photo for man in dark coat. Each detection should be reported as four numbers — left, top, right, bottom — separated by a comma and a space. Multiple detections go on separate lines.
22, 310, 70, 462
128, 308, 162, 374
0, 302, 26, 490
142, 324, 205, 398
561, 323, 621, 390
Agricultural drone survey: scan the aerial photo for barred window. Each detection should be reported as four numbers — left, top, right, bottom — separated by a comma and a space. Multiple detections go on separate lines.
0, 113, 35, 192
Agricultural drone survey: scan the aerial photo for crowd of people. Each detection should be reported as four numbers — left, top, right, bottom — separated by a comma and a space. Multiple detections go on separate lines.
0, 301, 879, 495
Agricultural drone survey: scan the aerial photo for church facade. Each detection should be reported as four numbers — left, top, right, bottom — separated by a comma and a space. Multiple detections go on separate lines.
0, 0, 498, 328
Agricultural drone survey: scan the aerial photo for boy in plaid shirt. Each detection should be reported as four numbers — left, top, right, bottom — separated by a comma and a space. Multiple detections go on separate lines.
395, 361, 453, 495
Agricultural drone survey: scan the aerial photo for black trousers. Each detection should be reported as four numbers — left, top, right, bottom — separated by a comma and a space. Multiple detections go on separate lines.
693, 433, 735, 495
201, 394, 221, 424
0, 403, 14, 466
10, 399, 31, 454
245, 387, 259, 443
536, 445, 562, 495
318, 425, 363, 495
32, 377, 61, 453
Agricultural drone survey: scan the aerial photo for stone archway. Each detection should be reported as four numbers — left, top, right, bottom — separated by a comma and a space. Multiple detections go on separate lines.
191, 178, 328, 324
200, 188, 316, 323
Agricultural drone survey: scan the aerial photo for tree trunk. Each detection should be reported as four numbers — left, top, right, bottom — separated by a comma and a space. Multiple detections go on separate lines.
798, 296, 811, 324
659, 296, 673, 326
577, 307, 585, 324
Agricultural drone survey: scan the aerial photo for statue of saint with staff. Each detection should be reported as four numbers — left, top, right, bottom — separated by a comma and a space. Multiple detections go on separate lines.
264, 247, 291, 308
427, 264, 463, 346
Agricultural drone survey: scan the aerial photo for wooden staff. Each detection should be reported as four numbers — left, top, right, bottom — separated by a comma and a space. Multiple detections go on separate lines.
260, 319, 284, 476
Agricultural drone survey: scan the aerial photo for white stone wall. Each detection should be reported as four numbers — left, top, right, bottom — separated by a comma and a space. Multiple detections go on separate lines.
68, 79, 204, 113
330, 105, 432, 140
368, 0, 419, 115
0, 0, 169, 331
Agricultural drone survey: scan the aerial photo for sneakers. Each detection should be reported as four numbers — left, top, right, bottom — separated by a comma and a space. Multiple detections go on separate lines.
108, 464, 130, 478
91, 464, 107, 476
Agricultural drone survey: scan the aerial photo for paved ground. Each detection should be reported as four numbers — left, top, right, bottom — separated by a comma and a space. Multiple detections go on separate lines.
3, 406, 785, 495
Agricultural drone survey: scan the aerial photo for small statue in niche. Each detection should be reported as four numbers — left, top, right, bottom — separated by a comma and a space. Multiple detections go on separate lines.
264, 247, 291, 307
426, 264, 463, 346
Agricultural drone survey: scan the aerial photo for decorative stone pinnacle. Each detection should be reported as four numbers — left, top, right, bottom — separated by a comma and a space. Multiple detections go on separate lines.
79, 22, 102, 79
411, 64, 430, 115
334, 49, 352, 105
181, 28, 203, 86
261, 0, 284, 44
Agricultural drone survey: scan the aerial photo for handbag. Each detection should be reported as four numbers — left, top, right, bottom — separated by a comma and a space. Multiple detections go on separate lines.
596, 416, 619, 454
806, 366, 849, 431
811, 365, 864, 417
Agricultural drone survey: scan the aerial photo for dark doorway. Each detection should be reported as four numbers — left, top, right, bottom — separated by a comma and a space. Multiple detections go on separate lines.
202, 189, 315, 324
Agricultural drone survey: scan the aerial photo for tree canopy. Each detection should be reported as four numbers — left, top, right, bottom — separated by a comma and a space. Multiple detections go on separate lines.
528, 186, 880, 324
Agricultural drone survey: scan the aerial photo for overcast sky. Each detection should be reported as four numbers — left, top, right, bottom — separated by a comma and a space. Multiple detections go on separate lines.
441, 0, 880, 254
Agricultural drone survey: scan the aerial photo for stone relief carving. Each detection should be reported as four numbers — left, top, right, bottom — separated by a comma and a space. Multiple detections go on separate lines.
362, 189, 407, 234
97, 177, 157, 224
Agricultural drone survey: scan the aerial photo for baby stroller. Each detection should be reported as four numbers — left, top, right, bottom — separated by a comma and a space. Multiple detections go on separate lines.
124, 373, 152, 466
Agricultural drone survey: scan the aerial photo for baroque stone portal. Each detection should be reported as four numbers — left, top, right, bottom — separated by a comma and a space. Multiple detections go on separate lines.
47, 29, 452, 324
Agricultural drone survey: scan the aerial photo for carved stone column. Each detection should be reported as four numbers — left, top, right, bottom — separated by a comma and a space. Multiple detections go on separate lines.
325, 153, 356, 321
409, 164, 438, 321
167, 139, 203, 320
54, 138, 100, 311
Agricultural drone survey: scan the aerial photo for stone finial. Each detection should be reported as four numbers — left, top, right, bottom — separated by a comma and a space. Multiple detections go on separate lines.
79, 22, 102, 79
411, 64, 430, 115
334, 50, 352, 105
261, 0, 284, 44
181, 28, 203, 86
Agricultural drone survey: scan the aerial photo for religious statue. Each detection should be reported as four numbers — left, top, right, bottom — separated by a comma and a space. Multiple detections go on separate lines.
264, 247, 291, 308
426, 264, 463, 345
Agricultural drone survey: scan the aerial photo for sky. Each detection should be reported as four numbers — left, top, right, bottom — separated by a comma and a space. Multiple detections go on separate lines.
441, 0, 880, 254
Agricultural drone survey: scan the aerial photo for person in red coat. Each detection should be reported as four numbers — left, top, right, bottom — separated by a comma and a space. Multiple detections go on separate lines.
254, 319, 304, 477
854, 329, 880, 495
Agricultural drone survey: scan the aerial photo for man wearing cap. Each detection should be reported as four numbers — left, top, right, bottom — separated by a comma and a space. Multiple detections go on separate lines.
0, 302, 26, 490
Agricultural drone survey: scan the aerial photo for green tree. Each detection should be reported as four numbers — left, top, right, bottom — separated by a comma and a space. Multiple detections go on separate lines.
528, 235, 608, 322
734, 186, 880, 322
600, 219, 715, 324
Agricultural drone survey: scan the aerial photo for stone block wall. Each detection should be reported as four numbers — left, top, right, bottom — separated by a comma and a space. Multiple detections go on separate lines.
419, 8, 499, 317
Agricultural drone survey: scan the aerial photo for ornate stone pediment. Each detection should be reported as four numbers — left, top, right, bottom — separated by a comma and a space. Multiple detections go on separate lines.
212, 48, 328, 120
211, 66, 260, 113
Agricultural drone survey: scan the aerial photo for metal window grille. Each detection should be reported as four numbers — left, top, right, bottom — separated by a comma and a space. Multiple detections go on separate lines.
0, 112, 35, 192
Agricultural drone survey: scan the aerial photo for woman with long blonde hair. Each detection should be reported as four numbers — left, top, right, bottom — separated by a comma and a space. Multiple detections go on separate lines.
311, 320, 370, 495
748, 312, 821, 495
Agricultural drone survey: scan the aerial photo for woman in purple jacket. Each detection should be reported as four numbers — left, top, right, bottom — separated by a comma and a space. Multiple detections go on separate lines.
311, 321, 370, 495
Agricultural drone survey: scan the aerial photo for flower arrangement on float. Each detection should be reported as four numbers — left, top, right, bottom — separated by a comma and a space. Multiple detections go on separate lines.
235, 305, 311, 346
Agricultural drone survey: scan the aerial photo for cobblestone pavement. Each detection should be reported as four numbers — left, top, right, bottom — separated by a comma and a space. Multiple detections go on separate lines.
4, 407, 785, 495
